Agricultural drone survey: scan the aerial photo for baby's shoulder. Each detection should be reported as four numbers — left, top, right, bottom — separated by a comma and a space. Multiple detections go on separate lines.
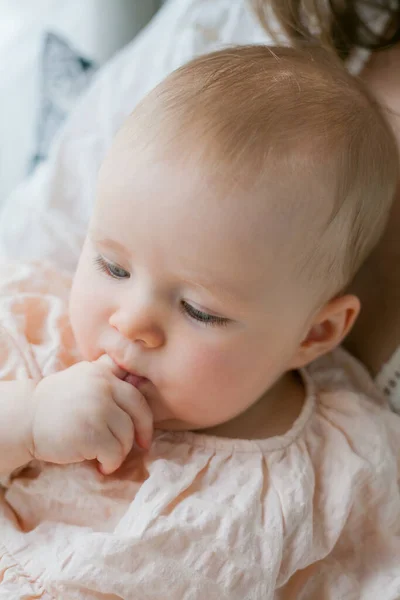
306, 347, 387, 407
304, 348, 400, 481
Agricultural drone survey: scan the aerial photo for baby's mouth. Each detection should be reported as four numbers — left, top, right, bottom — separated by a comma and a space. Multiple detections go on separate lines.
110, 355, 150, 389
124, 373, 149, 389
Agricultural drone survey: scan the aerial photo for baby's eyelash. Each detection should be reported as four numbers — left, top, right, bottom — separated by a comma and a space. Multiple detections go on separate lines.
94, 255, 130, 279
181, 301, 230, 327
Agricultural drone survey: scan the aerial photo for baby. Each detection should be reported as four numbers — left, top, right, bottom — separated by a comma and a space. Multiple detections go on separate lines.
1, 46, 400, 599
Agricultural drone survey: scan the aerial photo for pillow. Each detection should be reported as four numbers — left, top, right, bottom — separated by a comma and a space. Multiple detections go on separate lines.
30, 32, 97, 170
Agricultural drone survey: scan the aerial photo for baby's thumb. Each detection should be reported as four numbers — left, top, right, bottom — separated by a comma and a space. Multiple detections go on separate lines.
94, 354, 127, 380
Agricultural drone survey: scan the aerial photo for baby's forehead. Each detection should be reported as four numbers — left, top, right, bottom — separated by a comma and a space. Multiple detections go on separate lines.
96, 132, 327, 290
103, 112, 332, 222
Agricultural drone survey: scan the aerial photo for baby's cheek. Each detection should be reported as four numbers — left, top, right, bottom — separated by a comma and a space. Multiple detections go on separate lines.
178, 341, 240, 393
175, 345, 246, 426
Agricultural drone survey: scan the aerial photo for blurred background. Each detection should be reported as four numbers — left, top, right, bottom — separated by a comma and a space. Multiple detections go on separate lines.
0, 0, 163, 203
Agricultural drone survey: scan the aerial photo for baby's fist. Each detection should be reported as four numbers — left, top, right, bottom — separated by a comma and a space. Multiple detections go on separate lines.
30, 356, 153, 474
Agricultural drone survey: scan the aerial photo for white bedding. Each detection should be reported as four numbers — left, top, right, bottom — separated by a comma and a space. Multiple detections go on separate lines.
0, 0, 160, 203
0, 0, 276, 271
0, 0, 371, 272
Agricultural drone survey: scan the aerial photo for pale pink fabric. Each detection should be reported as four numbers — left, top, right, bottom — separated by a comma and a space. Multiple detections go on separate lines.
1, 260, 400, 600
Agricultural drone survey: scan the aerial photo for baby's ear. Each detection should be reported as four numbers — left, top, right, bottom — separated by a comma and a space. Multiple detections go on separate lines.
289, 294, 360, 369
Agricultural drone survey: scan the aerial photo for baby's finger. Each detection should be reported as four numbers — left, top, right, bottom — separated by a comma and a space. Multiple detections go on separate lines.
94, 354, 127, 380
107, 405, 135, 460
111, 378, 154, 449
96, 429, 126, 475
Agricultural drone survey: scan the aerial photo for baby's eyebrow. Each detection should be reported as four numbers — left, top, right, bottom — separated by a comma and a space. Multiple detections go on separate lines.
90, 234, 130, 257
181, 274, 253, 305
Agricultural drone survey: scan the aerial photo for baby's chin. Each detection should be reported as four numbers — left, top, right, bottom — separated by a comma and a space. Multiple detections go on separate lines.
151, 396, 232, 433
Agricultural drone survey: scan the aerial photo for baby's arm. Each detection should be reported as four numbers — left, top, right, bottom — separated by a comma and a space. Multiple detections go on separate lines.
0, 380, 36, 476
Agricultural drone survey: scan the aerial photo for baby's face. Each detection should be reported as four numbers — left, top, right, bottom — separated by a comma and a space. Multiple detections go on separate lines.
69, 133, 317, 431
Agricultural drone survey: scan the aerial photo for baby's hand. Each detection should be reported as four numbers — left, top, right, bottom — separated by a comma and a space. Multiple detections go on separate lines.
29, 356, 153, 474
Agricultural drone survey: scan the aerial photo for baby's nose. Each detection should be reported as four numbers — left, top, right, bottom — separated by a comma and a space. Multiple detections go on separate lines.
109, 309, 165, 348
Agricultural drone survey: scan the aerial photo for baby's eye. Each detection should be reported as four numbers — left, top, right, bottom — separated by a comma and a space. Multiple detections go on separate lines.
94, 255, 130, 279
181, 301, 230, 327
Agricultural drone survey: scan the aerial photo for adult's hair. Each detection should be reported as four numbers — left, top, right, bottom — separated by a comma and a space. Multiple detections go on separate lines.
252, 1, 400, 60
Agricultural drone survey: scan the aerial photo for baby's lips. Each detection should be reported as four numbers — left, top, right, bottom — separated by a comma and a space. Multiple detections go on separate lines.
124, 373, 148, 388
